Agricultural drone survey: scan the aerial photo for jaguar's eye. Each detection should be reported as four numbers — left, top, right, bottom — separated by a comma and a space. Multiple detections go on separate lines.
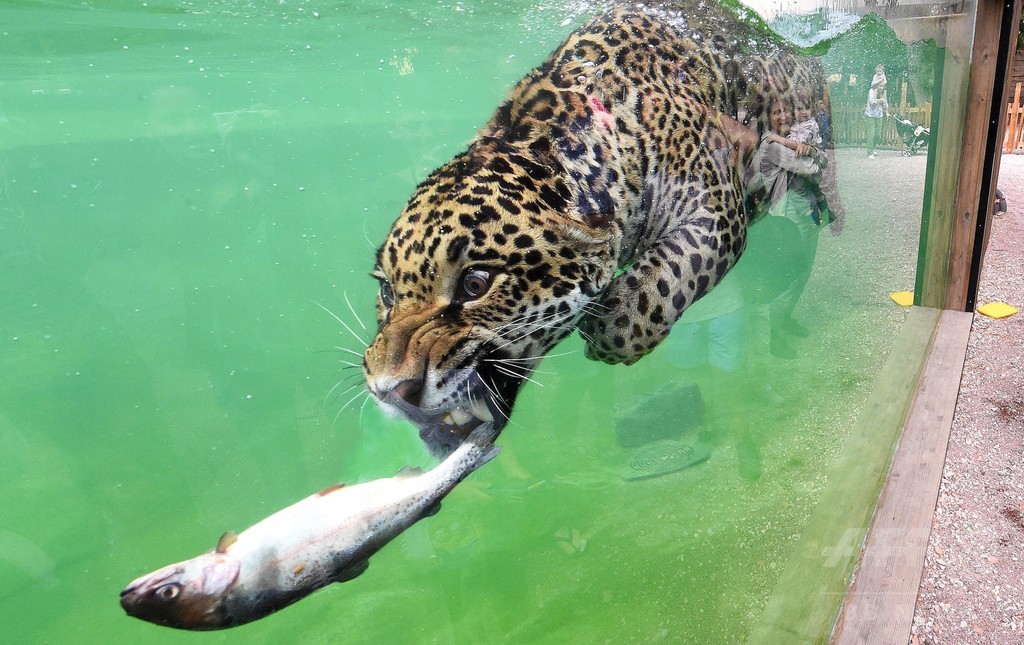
379, 281, 395, 308
460, 268, 493, 300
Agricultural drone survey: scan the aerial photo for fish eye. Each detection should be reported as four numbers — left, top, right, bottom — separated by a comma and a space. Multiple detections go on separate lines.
460, 268, 493, 301
154, 583, 182, 603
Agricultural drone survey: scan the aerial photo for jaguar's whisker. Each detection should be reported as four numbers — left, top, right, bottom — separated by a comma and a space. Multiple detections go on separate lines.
492, 307, 570, 335
491, 310, 571, 344
315, 301, 369, 348
324, 379, 364, 408
483, 358, 554, 375
362, 220, 376, 251
333, 346, 366, 360
358, 392, 372, 424
334, 389, 371, 429
323, 379, 347, 408
343, 291, 368, 333
514, 348, 579, 361
475, 373, 505, 413
492, 363, 544, 388
580, 299, 613, 313
489, 309, 565, 337
575, 326, 598, 346
492, 311, 577, 352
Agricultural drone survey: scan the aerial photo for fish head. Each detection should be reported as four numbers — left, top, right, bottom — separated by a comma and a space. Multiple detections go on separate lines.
120, 552, 240, 630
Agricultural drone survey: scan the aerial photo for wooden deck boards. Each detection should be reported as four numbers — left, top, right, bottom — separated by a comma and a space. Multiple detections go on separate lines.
750, 307, 941, 643
831, 309, 974, 644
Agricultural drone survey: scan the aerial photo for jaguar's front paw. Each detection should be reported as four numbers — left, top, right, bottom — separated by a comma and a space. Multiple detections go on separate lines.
579, 311, 645, 366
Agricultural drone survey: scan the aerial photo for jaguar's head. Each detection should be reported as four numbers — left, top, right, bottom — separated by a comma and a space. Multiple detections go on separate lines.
364, 137, 615, 455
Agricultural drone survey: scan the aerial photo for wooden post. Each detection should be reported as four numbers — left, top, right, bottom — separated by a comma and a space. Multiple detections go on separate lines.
944, 0, 1024, 311
914, 13, 976, 308
1007, 82, 1023, 153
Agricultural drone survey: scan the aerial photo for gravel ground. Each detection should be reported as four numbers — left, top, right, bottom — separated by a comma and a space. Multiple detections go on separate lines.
911, 154, 1024, 644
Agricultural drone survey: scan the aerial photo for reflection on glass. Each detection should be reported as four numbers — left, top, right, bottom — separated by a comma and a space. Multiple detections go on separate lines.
0, 1, 967, 642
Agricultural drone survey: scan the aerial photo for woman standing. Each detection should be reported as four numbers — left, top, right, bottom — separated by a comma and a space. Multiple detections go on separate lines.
865, 66, 889, 158
695, 96, 832, 356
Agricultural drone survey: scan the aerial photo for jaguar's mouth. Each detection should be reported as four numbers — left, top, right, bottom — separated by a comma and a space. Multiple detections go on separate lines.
418, 404, 493, 457
383, 369, 518, 457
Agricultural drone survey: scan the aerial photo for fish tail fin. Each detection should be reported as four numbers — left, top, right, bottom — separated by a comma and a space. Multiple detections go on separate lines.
464, 422, 501, 470
477, 443, 501, 468
467, 421, 499, 447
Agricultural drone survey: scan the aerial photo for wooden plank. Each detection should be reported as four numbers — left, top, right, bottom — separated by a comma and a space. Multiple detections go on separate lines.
831, 310, 973, 645
1005, 83, 1021, 153
915, 12, 975, 308
749, 308, 940, 644
978, 2, 1023, 268
945, 0, 1022, 310
1019, 97, 1024, 152
1016, 93, 1024, 152
1018, 109, 1024, 152
979, 8, 1023, 276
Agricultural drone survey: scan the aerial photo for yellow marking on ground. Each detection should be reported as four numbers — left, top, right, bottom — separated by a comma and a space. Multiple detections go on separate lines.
977, 301, 1018, 318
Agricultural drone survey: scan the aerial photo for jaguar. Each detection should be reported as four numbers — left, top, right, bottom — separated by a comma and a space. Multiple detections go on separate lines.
362, 1, 826, 454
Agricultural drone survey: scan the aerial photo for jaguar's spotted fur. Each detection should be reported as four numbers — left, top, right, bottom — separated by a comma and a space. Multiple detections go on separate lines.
362, 2, 825, 453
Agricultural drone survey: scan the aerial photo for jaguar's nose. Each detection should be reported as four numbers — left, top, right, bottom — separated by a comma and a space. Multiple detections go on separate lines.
390, 378, 425, 408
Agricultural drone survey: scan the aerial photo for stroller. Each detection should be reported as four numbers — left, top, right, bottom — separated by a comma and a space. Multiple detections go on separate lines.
890, 113, 930, 156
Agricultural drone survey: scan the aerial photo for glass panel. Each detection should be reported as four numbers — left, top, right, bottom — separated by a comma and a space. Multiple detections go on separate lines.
0, 0, 978, 642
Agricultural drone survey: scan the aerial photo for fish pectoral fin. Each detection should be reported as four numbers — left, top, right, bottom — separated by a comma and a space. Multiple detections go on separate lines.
216, 531, 238, 554
396, 465, 424, 477
334, 559, 369, 583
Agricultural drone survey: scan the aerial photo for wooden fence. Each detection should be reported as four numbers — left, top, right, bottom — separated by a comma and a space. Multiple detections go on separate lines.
828, 81, 1024, 153
830, 84, 932, 150
1004, 82, 1024, 154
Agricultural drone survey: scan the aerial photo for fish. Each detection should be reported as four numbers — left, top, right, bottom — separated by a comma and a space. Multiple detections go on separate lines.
120, 423, 499, 630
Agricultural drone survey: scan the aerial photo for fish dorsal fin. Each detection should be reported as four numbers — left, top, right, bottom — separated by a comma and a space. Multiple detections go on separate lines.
317, 483, 346, 496
216, 531, 238, 554
424, 501, 442, 518
396, 465, 423, 478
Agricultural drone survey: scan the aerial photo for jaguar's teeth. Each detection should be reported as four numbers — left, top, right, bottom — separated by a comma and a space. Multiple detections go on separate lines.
442, 408, 472, 426
471, 400, 494, 422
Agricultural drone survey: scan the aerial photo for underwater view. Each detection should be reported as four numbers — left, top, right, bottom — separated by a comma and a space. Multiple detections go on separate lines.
0, 0, 957, 642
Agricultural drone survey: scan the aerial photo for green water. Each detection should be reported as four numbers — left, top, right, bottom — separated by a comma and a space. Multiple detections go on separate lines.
1, 1, 930, 643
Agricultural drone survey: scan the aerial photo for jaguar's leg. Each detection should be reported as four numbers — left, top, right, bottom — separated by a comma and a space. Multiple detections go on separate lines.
579, 202, 745, 366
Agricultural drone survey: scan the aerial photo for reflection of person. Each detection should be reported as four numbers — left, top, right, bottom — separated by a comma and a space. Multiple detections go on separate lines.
871, 63, 887, 89
692, 97, 830, 346
748, 98, 827, 355
814, 98, 832, 149
749, 99, 826, 224
865, 66, 889, 159
789, 97, 833, 226
790, 99, 821, 148
656, 95, 840, 479
692, 96, 830, 231
662, 98, 820, 477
